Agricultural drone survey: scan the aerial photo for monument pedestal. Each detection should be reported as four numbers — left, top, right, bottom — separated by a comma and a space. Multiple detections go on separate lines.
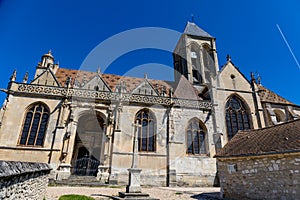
126, 168, 142, 193
112, 168, 159, 200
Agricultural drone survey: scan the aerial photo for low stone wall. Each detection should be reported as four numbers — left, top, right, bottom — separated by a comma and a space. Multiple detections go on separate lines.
0, 160, 51, 200
217, 154, 300, 199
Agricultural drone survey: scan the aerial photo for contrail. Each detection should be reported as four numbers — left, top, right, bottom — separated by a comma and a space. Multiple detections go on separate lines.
276, 24, 300, 69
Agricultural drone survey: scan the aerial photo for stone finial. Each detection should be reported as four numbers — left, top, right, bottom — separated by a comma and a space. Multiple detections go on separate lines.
97, 66, 101, 74
22, 72, 28, 83
257, 73, 261, 85
10, 70, 17, 82
226, 54, 231, 62
65, 77, 72, 87
250, 72, 256, 83
169, 88, 173, 98
144, 73, 148, 79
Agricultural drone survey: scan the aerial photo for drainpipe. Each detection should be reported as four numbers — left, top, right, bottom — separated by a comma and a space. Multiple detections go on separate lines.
166, 88, 173, 187
48, 103, 62, 164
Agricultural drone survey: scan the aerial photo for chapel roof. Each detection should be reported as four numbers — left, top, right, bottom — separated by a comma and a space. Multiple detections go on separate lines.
183, 21, 214, 38
258, 85, 295, 105
55, 68, 172, 96
55, 68, 206, 100
215, 119, 300, 158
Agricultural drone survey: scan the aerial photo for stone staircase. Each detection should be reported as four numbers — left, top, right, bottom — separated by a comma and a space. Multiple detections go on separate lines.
50, 175, 107, 187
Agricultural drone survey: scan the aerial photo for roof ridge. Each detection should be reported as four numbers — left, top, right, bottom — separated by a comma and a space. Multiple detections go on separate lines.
56, 67, 172, 83
258, 84, 295, 105
238, 118, 300, 134
184, 21, 214, 38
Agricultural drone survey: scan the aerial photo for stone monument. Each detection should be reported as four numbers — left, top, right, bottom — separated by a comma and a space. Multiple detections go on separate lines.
113, 121, 159, 200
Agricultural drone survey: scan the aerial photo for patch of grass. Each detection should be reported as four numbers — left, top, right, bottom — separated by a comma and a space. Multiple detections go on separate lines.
59, 194, 95, 200
175, 191, 183, 195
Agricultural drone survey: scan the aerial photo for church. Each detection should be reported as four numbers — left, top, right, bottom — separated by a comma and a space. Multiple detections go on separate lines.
0, 21, 299, 187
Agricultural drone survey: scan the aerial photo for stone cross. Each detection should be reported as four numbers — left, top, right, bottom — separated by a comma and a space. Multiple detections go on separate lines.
132, 120, 141, 168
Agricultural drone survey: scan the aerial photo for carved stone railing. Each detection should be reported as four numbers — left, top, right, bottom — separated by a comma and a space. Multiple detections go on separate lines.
12, 83, 212, 109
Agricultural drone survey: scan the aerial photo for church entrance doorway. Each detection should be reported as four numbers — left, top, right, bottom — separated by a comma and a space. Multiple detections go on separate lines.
72, 112, 105, 176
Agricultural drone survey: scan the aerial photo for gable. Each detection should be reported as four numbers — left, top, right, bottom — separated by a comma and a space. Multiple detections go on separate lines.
81, 74, 111, 91
31, 69, 60, 86
219, 62, 251, 92
131, 79, 158, 96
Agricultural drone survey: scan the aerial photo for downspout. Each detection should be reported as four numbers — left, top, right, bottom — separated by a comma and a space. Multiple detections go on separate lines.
166, 107, 170, 187
48, 103, 62, 164
166, 88, 173, 187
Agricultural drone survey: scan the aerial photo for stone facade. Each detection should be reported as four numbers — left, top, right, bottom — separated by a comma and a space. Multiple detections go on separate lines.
218, 154, 300, 199
0, 21, 299, 187
0, 161, 51, 200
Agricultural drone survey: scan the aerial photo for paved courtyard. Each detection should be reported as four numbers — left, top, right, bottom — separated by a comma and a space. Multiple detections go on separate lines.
46, 186, 221, 200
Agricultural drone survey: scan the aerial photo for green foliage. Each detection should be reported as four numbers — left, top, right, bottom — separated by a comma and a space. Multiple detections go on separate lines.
58, 194, 95, 200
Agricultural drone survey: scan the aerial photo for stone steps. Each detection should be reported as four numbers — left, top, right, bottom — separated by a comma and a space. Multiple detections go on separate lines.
50, 175, 107, 187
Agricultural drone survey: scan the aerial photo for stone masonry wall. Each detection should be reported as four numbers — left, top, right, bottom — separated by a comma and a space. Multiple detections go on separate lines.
218, 154, 300, 199
0, 161, 51, 200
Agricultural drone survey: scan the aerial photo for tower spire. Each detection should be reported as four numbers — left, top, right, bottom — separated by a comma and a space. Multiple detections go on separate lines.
191, 14, 195, 23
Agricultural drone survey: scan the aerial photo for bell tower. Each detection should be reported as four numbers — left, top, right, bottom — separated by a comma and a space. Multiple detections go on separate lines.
173, 21, 219, 85
34, 50, 59, 78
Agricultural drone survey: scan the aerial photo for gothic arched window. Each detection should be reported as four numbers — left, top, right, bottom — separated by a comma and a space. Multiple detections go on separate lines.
186, 118, 207, 155
19, 103, 50, 146
202, 44, 216, 79
191, 45, 202, 84
135, 109, 156, 152
225, 95, 251, 140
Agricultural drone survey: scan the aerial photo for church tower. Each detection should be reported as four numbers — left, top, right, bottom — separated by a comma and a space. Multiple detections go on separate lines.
34, 50, 59, 78
173, 21, 219, 85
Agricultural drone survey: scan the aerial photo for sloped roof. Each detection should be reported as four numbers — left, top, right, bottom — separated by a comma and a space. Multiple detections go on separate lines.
184, 21, 213, 38
173, 75, 202, 100
258, 85, 295, 105
55, 68, 173, 95
215, 119, 300, 158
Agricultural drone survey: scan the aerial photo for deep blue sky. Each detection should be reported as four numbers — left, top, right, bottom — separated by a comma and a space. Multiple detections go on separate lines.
0, 0, 300, 104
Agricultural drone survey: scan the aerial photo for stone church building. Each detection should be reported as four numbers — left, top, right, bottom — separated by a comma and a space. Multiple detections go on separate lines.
0, 22, 299, 186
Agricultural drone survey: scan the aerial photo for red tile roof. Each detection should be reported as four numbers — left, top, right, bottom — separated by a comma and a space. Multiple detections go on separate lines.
215, 119, 300, 158
258, 85, 295, 105
55, 68, 173, 95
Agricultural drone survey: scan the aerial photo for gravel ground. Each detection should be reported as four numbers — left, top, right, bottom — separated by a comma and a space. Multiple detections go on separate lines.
46, 186, 221, 200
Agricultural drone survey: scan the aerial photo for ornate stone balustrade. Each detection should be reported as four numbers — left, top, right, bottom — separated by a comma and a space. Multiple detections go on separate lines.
12, 83, 212, 109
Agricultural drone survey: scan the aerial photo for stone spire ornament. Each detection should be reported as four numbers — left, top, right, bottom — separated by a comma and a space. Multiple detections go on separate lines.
10, 70, 17, 82
22, 72, 28, 83
97, 66, 101, 74
226, 54, 231, 62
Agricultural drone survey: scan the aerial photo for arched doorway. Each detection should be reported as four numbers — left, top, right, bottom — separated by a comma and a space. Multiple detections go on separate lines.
72, 112, 105, 176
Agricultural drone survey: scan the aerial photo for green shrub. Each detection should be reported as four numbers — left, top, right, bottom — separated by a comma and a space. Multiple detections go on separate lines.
59, 194, 95, 200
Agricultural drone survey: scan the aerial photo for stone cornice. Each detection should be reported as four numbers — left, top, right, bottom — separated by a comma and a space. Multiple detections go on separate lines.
10, 82, 212, 109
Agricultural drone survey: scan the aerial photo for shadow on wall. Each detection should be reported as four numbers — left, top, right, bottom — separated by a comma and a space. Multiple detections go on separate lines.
191, 192, 222, 200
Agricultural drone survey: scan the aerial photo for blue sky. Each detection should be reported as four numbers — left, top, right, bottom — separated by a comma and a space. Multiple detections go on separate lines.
0, 0, 300, 104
